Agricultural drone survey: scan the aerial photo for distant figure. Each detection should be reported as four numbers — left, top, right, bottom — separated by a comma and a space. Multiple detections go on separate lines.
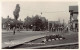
66, 26, 69, 32
13, 27, 16, 35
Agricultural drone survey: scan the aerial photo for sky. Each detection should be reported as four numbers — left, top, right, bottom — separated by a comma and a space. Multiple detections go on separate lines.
2, 1, 78, 24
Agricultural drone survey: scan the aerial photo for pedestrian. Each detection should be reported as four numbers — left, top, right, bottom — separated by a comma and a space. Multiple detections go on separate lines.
13, 27, 16, 35
66, 26, 68, 32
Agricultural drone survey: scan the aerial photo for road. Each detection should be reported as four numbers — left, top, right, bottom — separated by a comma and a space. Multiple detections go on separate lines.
2, 31, 62, 42
2, 30, 78, 49
2, 31, 46, 42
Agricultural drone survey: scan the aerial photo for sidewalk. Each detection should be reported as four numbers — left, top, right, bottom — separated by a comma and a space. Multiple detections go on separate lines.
2, 35, 46, 48
26, 42, 78, 49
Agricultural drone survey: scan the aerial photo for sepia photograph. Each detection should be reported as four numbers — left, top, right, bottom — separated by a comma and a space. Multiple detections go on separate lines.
1, 1, 79, 49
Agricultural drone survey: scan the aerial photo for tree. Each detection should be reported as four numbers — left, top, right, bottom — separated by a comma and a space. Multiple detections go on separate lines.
24, 15, 48, 31
40, 17, 48, 30
32, 15, 48, 31
24, 16, 32, 29
12, 4, 20, 35
13, 4, 20, 20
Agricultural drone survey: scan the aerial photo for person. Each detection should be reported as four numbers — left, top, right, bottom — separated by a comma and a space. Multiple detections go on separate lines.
13, 27, 16, 35
66, 26, 69, 32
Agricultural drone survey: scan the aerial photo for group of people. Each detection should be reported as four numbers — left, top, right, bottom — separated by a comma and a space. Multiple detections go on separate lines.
49, 25, 69, 32
50, 27, 64, 32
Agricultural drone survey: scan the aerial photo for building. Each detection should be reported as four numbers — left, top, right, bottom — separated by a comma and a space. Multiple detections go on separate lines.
2, 16, 11, 29
69, 6, 78, 31
2, 17, 23, 30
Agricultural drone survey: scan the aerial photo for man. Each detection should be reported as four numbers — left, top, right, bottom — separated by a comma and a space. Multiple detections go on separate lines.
13, 27, 16, 35
66, 26, 69, 32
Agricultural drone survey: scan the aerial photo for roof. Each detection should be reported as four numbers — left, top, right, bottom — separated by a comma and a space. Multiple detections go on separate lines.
2, 18, 23, 24
69, 6, 78, 12
2, 18, 11, 24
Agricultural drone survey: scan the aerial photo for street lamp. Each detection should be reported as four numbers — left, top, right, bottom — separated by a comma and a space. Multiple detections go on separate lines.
8, 24, 10, 25
31, 25, 33, 27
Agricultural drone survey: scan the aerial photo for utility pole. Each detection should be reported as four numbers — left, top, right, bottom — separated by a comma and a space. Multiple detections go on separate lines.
63, 19, 64, 26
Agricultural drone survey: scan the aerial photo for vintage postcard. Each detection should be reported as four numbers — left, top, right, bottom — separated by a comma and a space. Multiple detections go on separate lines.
1, 0, 79, 49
